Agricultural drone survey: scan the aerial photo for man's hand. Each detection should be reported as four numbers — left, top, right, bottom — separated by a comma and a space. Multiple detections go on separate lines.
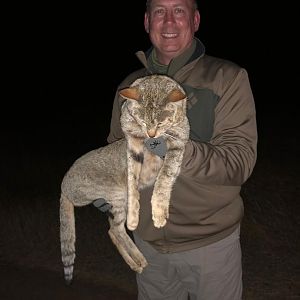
93, 198, 114, 219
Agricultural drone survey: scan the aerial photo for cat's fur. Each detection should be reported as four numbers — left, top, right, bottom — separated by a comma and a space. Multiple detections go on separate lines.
59, 74, 190, 284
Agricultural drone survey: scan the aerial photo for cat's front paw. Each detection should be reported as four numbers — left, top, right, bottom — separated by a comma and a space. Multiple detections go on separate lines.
127, 192, 140, 231
152, 205, 169, 228
127, 214, 139, 231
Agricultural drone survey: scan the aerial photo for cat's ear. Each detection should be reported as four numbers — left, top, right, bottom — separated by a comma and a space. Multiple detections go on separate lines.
167, 89, 187, 102
119, 87, 140, 101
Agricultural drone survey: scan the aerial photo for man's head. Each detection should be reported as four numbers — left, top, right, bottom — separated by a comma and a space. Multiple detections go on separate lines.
144, 0, 200, 65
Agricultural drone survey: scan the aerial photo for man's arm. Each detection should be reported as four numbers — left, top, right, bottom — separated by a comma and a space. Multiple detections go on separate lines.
107, 91, 124, 144
181, 68, 257, 186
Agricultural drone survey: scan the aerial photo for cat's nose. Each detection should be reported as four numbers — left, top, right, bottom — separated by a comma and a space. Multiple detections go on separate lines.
148, 129, 156, 137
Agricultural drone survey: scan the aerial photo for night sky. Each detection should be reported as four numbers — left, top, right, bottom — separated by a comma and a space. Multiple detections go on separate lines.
4, 2, 299, 155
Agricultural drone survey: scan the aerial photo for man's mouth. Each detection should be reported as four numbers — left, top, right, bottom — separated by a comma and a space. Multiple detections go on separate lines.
161, 33, 178, 38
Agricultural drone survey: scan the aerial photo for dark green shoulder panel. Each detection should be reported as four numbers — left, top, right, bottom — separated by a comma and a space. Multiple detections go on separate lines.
182, 85, 219, 142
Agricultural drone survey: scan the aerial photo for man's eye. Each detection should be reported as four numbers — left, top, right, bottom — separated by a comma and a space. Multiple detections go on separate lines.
154, 9, 165, 15
174, 8, 184, 14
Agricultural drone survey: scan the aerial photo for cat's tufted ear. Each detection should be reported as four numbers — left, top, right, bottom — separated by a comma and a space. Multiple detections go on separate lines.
167, 89, 187, 102
119, 87, 140, 101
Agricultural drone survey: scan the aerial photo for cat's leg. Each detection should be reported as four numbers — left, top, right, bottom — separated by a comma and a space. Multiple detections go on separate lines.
108, 205, 147, 273
108, 227, 148, 273
126, 138, 144, 231
151, 148, 185, 228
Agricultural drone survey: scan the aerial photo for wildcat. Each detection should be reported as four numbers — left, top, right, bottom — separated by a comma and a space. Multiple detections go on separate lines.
59, 74, 190, 284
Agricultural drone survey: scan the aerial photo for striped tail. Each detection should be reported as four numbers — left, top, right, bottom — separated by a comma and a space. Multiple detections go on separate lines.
59, 194, 76, 285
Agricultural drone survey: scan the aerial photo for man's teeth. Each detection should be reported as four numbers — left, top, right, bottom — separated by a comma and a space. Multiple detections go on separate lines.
162, 33, 178, 38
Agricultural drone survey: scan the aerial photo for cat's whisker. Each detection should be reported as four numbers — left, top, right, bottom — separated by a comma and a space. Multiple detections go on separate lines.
163, 133, 178, 140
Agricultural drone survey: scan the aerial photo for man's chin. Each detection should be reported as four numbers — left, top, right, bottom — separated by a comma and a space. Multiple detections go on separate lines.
161, 45, 181, 53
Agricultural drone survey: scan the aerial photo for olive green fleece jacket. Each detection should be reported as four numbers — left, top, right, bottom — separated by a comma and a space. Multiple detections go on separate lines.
107, 38, 257, 253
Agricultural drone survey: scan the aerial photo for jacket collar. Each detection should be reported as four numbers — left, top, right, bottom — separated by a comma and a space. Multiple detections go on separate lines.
135, 37, 205, 76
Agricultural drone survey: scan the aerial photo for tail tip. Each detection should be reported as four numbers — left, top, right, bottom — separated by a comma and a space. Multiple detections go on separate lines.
64, 276, 73, 286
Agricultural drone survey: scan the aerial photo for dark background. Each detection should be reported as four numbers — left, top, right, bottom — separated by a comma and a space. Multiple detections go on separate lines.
5, 2, 299, 147
1, 1, 299, 299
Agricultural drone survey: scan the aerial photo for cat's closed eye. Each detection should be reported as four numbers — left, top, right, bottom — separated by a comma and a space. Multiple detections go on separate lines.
158, 111, 173, 123
157, 120, 167, 127
140, 120, 147, 127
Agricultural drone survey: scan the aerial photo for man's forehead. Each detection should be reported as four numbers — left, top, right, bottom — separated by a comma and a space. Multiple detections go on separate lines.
149, 0, 193, 8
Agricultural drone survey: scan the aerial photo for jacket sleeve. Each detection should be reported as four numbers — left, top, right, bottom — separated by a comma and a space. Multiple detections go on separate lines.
181, 68, 257, 186
107, 91, 125, 144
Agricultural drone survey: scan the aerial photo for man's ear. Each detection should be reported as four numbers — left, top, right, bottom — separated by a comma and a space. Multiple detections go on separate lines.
194, 10, 200, 32
144, 12, 150, 33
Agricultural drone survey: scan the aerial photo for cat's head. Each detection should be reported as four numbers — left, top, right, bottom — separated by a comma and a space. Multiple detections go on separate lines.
119, 75, 188, 139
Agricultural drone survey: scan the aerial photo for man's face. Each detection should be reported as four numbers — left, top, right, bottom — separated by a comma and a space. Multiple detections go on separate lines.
145, 0, 200, 64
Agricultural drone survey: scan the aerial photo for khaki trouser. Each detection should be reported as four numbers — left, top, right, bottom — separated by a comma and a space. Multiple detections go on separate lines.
134, 227, 242, 300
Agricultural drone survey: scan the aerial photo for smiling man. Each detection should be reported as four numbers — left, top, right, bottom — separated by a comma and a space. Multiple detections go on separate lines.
107, 0, 257, 299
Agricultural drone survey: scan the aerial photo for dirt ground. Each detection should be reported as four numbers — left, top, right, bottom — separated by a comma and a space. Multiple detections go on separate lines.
0, 264, 136, 300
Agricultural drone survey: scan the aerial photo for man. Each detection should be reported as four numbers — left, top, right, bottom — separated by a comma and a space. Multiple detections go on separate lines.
107, 0, 257, 299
